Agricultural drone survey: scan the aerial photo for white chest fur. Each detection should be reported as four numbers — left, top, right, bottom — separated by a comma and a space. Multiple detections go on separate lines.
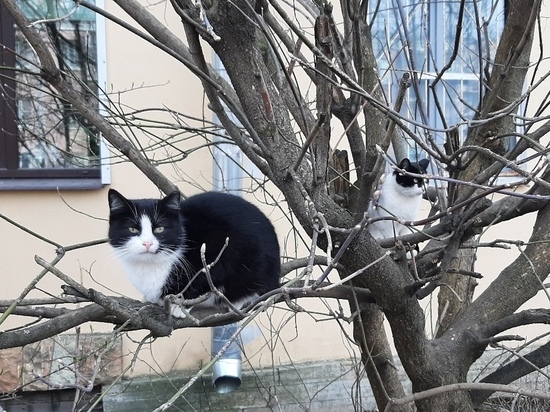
114, 215, 183, 303
368, 176, 424, 239
120, 251, 182, 303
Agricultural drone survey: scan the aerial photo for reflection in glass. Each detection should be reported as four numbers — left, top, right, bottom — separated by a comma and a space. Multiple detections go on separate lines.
15, 0, 99, 169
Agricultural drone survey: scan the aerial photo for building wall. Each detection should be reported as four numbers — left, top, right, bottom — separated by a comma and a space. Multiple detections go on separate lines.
0, 0, 358, 386
0, 0, 549, 398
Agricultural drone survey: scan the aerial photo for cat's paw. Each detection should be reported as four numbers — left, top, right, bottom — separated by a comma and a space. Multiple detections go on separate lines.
169, 304, 190, 319
406, 249, 417, 260
406, 245, 419, 260
155, 297, 191, 319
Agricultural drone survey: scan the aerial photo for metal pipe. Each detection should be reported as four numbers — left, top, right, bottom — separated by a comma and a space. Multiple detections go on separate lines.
211, 323, 242, 393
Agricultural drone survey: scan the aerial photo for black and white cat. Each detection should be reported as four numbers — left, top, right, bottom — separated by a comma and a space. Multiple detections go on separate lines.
107, 189, 280, 317
368, 158, 429, 240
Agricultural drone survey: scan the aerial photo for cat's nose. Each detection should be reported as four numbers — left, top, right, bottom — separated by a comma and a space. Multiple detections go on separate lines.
143, 240, 154, 250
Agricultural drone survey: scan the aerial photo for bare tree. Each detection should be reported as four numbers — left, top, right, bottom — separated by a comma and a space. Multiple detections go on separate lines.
2, 0, 550, 410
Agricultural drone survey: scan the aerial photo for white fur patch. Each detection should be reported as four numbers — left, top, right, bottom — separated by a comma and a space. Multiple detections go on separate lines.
115, 215, 182, 303
368, 176, 424, 240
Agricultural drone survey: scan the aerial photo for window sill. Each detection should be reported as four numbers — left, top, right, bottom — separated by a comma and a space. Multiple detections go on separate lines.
0, 178, 104, 191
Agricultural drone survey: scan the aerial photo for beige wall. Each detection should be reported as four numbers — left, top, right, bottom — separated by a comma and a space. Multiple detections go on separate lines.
1, 0, 549, 383
0, 1, 357, 379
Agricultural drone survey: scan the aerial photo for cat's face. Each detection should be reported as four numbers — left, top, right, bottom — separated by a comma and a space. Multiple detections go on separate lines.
394, 158, 429, 190
108, 189, 184, 263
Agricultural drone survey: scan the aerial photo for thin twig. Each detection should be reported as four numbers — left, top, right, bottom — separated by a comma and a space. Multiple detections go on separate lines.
290, 113, 327, 175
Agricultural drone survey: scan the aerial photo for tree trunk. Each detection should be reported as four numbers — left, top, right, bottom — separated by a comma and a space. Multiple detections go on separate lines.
353, 303, 413, 412
436, 246, 477, 337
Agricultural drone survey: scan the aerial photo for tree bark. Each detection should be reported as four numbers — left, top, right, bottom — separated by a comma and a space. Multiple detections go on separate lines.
353, 303, 413, 412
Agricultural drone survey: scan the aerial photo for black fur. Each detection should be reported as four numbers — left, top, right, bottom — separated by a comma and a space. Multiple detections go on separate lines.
108, 189, 281, 304
394, 158, 430, 188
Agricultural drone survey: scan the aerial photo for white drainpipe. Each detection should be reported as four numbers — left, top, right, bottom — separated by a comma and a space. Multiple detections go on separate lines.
211, 323, 242, 393
211, 122, 245, 393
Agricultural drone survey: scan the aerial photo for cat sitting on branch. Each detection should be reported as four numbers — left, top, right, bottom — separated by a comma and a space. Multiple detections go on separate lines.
367, 158, 430, 241
108, 190, 281, 319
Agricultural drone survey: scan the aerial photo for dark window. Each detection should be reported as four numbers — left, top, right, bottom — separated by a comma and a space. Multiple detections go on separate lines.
0, 1, 103, 190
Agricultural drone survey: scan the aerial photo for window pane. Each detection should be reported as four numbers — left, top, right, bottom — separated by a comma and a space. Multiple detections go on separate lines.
15, 0, 99, 169
442, 0, 504, 75
444, 79, 478, 124
370, 0, 505, 146
370, 0, 428, 98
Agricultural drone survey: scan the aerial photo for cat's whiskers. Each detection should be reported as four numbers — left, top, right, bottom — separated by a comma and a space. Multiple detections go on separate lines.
174, 252, 194, 279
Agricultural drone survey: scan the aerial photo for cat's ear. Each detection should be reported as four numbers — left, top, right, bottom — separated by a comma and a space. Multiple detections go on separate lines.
418, 158, 430, 172
161, 191, 181, 211
108, 189, 131, 212
398, 158, 412, 170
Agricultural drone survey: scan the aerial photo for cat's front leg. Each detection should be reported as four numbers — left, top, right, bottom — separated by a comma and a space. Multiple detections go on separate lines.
156, 296, 187, 319
168, 304, 194, 319
160, 293, 215, 321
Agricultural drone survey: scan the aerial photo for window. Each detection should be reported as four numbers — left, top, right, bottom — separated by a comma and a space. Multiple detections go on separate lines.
369, 0, 505, 160
0, 0, 107, 190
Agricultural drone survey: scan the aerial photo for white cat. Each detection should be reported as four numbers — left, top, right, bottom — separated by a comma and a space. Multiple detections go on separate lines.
368, 158, 429, 240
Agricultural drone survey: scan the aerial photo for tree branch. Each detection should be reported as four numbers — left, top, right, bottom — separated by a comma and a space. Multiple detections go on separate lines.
385, 382, 550, 411
0, 304, 109, 349
477, 309, 550, 340
471, 340, 550, 405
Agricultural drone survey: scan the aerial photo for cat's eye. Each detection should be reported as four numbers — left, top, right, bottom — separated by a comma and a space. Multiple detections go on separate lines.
154, 226, 165, 234
413, 178, 419, 184
128, 227, 139, 234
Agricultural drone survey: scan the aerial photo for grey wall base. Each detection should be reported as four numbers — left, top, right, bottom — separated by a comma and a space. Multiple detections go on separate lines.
102, 351, 550, 412
102, 360, 387, 412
